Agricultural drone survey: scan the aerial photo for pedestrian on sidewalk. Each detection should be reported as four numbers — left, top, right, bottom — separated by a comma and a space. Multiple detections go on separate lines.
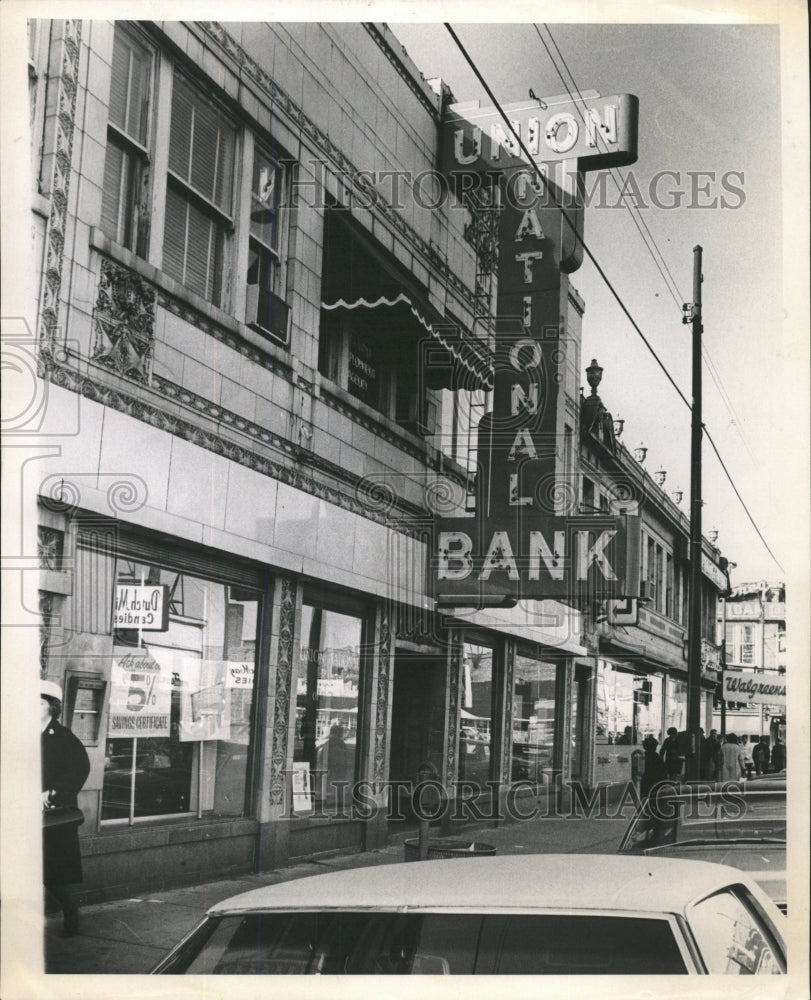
659, 727, 683, 779
640, 736, 667, 798
739, 736, 755, 779
770, 738, 785, 772
752, 736, 770, 775
718, 733, 746, 782
42, 679, 90, 936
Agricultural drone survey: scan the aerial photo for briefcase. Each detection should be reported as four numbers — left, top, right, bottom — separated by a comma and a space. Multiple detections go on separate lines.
43, 806, 85, 829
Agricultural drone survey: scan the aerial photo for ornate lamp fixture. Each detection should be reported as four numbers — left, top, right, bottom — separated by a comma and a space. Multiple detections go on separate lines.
585, 358, 603, 395
671, 489, 683, 505
654, 467, 667, 486
707, 527, 719, 544
634, 443, 647, 463
613, 416, 624, 438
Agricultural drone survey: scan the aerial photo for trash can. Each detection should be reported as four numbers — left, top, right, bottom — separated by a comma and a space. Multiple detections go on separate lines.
403, 839, 497, 862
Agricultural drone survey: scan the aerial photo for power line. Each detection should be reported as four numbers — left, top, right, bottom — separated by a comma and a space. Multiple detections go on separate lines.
537, 23, 760, 467
535, 24, 685, 311
444, 22, 783, 574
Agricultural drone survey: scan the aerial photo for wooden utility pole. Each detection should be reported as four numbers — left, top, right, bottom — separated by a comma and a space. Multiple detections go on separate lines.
686, 246, 704, 780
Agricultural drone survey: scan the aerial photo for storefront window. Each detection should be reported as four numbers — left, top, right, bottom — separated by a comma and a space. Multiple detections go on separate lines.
102, 561, 259, 822
459, 642, 494, 786
511, 655, 556, 783
634, 674, 663, 743
595, 660, 635, 744
666, 677, 688, 732
294, 604, 362, 813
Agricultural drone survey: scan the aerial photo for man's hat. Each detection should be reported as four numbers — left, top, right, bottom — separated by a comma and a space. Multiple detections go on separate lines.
41, 679, 63, 702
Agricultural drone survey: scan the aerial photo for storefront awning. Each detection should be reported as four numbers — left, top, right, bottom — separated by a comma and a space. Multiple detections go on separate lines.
321, 210, 493, 389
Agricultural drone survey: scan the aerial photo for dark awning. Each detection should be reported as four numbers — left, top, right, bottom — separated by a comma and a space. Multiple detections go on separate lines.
321, 210, 492, 389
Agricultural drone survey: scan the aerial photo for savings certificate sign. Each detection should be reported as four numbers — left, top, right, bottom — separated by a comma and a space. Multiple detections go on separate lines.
108, 646, 172, 736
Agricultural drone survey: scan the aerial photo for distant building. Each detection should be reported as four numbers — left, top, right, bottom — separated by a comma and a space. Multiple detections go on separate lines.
575, 360, 729, 789
716, 582, 786, 741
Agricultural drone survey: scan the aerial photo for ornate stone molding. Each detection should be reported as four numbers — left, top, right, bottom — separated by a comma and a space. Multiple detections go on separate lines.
40, 353, 431, 539
269, 577, 296, 805
38, 20, 82, 353
373, 614, 392, 782
92, 259, 156, 382
362, 24, 440, 122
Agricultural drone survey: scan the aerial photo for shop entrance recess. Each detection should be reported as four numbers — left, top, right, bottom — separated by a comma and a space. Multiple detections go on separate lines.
388, 653, 447, 829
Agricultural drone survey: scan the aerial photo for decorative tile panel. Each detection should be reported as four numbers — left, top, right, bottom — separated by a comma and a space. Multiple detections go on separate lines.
39, 590, 54, 675
92, 259, 156, 382
373, 613, 392, 782
38, 20, 82, 356
38, 526, 65, 570
269, 576, 296, 805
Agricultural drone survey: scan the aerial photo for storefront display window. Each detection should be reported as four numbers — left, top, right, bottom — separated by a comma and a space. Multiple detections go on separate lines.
101, 560, 259, 823
511, 655, 557, 783
634, 674, 663, 743
459, 642, 494, 786
294, 603, 363, 813
666, 677, 688, 732
595, 660, 635, 744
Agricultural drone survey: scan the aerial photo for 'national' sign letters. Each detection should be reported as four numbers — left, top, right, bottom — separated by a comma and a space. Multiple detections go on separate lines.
430, 89, 641, 607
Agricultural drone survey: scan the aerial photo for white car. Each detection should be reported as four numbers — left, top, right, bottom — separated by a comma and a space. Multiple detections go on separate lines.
152, 854, 786, 975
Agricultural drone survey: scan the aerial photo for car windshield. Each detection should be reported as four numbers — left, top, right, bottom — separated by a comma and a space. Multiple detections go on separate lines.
163, 911, 687, 975
624, 792, 786, 849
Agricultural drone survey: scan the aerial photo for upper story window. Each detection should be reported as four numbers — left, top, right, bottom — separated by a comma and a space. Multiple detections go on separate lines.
101, 25, 154, 255
739, 623, 754, 664
163, 72, 236, 307
245, 146, 289, 344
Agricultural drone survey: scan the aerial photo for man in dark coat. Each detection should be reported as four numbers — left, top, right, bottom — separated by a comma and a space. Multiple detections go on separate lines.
770, 739, 786, 772
640, 736, 668, 797
41, 680, 90, 935
752, 736, 770, 775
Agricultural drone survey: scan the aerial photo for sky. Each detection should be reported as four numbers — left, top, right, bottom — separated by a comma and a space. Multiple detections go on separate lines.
390, 15, 807, 588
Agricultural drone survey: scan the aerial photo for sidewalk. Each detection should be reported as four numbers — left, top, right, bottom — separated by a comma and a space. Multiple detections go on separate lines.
44, 811, 632, 974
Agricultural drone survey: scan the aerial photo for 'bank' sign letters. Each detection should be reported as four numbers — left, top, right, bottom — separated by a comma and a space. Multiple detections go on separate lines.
433, 515, 639, 605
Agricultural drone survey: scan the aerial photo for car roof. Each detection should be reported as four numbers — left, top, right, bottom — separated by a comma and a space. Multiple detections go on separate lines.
208, 854, 755, 917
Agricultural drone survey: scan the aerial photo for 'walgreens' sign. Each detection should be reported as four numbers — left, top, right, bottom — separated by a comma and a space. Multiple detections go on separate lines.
722, 670, 786, 706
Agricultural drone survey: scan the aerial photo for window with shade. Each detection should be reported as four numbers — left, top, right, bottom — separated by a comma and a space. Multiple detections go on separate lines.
163, 72, 236, 307
100, 25, 154, 255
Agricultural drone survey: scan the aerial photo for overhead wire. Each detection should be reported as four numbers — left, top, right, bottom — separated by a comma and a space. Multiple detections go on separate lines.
444, 22, 784, 573
535, 24, 685, 310
537, 22, 759, 466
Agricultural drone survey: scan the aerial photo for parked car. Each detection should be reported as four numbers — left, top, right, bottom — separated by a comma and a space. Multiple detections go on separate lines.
152, 855, 785, 975
618, 780, 786, 912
